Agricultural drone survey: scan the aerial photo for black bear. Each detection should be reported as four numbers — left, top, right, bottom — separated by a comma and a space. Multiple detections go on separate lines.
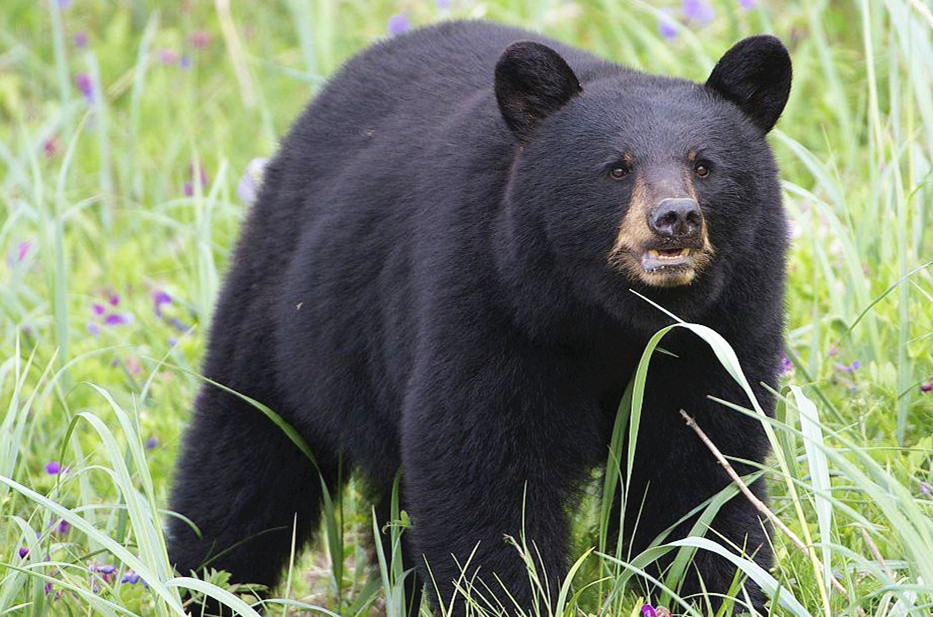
168, 20, 791, 615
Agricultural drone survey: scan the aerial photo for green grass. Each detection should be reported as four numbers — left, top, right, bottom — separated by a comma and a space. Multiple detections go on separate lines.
1, 0, 932, 615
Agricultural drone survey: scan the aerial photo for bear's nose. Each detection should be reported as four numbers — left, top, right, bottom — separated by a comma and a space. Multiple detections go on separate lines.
647, 198, 703, 240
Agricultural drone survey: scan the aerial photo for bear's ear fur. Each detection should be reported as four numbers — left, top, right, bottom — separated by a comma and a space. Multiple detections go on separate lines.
706, 35, 792, 134
495, 41, 582, 141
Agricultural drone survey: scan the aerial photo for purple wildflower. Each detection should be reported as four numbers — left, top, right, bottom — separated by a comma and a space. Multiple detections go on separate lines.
179, 55, 192, 70
920, 482, 932, 497
642, 605, 658, 617
682, 0, 715, 25
18, 547, 29, 558
90, 563, 117, 584
185, 163, 209, 197
835, 361, 860, 374
190, 30, 211, 49
168, 336, 178, 347
738, 0, 757, 8
657, 13, 678, 40
57, 0, 71, 8
153, 289, 172, 317
125, 356, 142, 376
44, 135, 60, 157
237, 173, 258, 204
167, 316, 189, 332
387, 13, 411, 36
17, 240, 32, 262
122, 571, 139, 584
45, 461, 61, 475
91, 297, 134, 329
74, 32, 88, 48
780, 354, 793, 375
104, 313, 132, 326
158, 49, 178, 65
44, 582, 54, 596
75, 73, 93, 101
56, 519, 71, 535
145, 435, 159, 450
237, 157, 268, 204
921, 380, 933, 393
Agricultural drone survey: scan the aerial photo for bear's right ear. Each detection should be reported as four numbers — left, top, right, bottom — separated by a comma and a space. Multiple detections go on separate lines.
495, 41, 582, 141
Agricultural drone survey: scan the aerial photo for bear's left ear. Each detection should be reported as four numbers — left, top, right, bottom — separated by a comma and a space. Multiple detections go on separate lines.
495, 41, 582, 141
705, 35, 792, 134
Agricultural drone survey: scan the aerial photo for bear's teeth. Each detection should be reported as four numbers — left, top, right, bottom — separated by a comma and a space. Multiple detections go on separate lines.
649, 248, 691, 260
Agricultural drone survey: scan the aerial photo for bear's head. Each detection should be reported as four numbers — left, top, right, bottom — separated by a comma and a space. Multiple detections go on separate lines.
495, 36, 791, 327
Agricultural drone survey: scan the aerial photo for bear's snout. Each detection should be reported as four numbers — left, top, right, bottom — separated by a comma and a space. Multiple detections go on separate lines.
648, 198, 703, 241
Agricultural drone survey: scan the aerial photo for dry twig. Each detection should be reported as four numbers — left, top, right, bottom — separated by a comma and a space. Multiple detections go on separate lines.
678, 409, 847, 595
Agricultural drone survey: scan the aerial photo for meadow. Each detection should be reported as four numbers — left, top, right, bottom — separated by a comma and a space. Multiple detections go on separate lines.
1, 0, 932, 615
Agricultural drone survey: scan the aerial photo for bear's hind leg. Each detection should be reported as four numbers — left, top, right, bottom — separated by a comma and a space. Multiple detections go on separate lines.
168, 385, 336, 604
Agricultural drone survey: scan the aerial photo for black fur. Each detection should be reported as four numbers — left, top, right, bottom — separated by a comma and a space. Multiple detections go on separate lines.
706, 35, 792, 133
495, 41, 582, 139
168, 21, 791, 615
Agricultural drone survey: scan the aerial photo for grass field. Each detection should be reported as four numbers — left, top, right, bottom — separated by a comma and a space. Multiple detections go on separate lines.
2, 0, 933, 615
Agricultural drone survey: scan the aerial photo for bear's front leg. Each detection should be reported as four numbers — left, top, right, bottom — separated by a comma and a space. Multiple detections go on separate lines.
623, 330, 778, 613
401, 375, 594, 616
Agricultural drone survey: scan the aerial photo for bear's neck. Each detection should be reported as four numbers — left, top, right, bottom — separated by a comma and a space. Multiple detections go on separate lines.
489, 191, 628, 354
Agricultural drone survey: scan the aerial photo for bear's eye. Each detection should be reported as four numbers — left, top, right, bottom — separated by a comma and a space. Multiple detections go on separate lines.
694, 161, 711, 178
610, 164, 630, 180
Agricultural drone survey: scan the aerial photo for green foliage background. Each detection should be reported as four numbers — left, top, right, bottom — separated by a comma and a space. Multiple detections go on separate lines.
1, 0, 931, 615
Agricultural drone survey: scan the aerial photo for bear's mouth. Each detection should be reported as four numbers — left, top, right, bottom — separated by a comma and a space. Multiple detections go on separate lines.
634, 245, 705, 287
640, 247, 694, 271
608, 241, 715, 288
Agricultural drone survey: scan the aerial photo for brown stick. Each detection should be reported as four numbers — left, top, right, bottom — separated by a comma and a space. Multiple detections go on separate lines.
678, 409, 847, 595
860, 528, 895, 581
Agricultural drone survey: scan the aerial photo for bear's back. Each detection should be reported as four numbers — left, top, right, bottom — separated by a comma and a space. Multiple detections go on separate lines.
270, 21, 621, 214
230, 21, 619, 319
